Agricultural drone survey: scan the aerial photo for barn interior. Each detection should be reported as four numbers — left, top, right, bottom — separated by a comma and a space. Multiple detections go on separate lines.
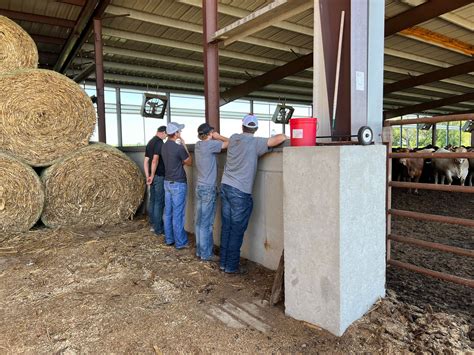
0, 0, 473, 352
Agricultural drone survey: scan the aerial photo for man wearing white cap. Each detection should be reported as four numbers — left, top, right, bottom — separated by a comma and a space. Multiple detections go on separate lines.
220, 114, 287, 274
161, 122, 192, 249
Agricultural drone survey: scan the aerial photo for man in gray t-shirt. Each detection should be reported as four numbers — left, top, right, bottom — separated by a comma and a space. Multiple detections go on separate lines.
220, 115, 287, 274
194, 123, 228, 261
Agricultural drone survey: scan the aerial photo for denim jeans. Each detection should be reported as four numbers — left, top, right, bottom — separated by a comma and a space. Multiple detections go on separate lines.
194, 185, 217, 260
149, 175, 165, 234
219, 184, 253, 273
164, 181, 189, 249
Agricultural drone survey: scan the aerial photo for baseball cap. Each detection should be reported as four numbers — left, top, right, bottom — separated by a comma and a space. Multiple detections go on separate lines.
166, 122, 185, 135
157, 126, 167, 132
243, 114, 258, 128
198, 123, 214, 135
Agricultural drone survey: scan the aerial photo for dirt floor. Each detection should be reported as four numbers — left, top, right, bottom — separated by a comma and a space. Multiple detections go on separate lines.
0, 189, 472, 353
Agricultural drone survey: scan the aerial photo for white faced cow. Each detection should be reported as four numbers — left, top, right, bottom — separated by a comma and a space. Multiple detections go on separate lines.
432, 147, 469, 186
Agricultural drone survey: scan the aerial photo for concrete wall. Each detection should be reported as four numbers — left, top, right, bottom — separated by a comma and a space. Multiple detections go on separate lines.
123, 148, 284, 271
283, 145, 386, 336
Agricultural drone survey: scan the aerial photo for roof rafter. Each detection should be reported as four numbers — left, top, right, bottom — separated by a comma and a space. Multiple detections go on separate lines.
0, 9, 75, 27
384, 0, 472, 37
384, 60, 474, 94
384, 92, 474, 119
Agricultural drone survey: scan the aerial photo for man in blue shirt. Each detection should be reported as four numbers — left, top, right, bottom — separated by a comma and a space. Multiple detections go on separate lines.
220, 114, 287, 274
144, 125, 167, 235
194, 123, 228, 261
161, 122, 192, 249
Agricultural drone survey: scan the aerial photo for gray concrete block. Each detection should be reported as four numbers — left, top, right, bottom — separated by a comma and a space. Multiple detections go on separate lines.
284, 145, 386, 336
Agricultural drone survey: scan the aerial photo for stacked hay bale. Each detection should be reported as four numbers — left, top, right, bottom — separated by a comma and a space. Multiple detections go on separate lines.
0, 153, 44, 232
0, 16, 145, 232
41, 144, 145, 228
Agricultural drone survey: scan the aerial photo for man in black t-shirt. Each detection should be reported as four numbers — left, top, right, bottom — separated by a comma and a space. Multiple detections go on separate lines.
161, 122, 192, 249
144, 125, 167, 235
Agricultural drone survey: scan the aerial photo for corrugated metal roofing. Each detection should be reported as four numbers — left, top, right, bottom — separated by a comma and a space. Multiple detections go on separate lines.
0, 0, 472, 114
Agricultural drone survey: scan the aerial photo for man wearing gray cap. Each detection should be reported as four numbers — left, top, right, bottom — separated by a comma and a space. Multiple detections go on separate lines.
220, 114, 287, 274
144, 125, 167, 235
161, 122, 192, 249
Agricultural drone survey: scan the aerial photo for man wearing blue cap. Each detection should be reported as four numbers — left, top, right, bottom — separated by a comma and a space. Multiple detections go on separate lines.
220, 114, 287, 274
194, 123, 229, 262
161, 122, 192, 249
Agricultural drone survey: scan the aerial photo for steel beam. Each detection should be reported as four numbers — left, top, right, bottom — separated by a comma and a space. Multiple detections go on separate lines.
0, 9, 75, 27
384, 60, 474, 94
56, 0, 87, 5
212, 0, 313, 47
202, 0, 220, 131
105, 5, 311, 55
384, 0, 472, 37
94, 18, 106, 143
31, 35, 65, 45
73, 63, 96, 82
177, 0, 313, 36
54, 0, 99, 72
59, 0, 111, 73
384, 92, 474, 119
220, 53, 312, 106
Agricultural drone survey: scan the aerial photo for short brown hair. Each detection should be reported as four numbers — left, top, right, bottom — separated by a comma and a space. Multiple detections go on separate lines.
242, 125, 257, 134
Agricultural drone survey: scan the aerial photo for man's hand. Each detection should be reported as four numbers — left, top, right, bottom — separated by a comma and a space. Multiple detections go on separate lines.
146, 176, 153, 185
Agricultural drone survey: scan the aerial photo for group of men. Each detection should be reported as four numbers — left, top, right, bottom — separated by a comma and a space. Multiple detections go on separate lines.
144, 114, 287, 275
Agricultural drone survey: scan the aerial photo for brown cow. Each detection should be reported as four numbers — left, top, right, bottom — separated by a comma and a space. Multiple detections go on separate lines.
399, 148, 434, 194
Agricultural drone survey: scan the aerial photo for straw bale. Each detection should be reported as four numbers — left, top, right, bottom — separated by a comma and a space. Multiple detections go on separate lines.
0, 152, 44, 232
0, 16, 38, 74
0, 69, 96, 167
41, 143, 145, 228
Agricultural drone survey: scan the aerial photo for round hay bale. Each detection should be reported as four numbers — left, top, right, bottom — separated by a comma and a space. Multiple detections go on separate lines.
41, 143, 145, 228
0, 152, 44, 233
0, 16, 38, 74
0, 69, 96, 167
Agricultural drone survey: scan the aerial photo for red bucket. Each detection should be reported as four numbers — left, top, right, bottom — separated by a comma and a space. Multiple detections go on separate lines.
289, 118, 317, 146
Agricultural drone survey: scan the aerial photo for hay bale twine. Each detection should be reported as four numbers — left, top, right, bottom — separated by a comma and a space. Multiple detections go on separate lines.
41, 143, 145, 228
0, 69, 96, 167
0, 16, 38, 74
0, 152, 44, 233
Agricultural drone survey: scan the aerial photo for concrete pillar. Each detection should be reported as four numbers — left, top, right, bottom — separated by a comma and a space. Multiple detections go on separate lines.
283, 145, 386, 336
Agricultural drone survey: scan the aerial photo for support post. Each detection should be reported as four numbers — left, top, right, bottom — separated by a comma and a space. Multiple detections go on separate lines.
202, 0, 220, 132
116, 87, 122, 147
94, 17, 106, 143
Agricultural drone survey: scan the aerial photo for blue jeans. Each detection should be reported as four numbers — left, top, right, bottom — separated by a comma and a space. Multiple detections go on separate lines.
164, 181, 189, 249
219, 184, 253, 273
194, 185, 217, 260
149, 175, 165, 234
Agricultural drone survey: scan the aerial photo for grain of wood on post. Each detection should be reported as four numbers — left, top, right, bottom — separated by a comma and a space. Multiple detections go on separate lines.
0, 152, 44, 233
41, 143, 146, 228
0, 69, 96, 167
0, 15, 38, 74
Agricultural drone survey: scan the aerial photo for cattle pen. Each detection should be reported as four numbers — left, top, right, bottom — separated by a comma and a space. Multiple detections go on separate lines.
384, 113, 474, 288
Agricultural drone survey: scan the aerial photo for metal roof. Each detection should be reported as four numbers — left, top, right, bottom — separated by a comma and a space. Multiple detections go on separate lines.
0, 0, 472, 115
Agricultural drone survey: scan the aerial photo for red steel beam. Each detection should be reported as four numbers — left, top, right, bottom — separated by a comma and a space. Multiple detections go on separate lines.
220, 53, 313, 106
389, 209, 474, 228
94, 18, 106, 143
388, 259, 474, 288
384, 92, 474, 119
0, 9, 75, 27
389, 181, 474, 193
384, 60, 474, 94
384, 0, 473, 37
31, 34, 65, 45
389, 152, 474, 159
202, 0, 220, 131
388, 234, 474, 258
56, 0, 87, 5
